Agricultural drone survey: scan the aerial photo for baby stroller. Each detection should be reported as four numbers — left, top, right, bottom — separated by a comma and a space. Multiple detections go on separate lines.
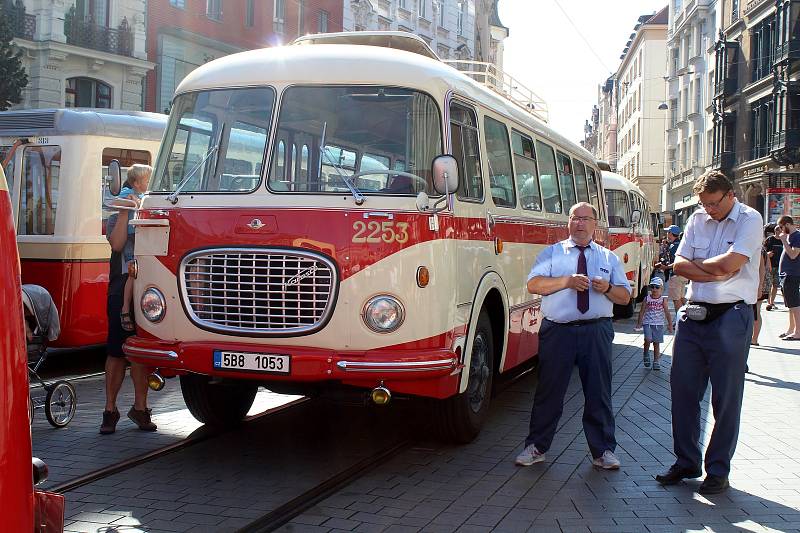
23, 284, 77, 428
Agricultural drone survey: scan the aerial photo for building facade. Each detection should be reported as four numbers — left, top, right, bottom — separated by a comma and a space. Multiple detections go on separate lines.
711, 0, 800, 223
146, 0, 343, 114
615, 8, 669, 210
6, 0, 154, 110
664, 0, 721, 227
342, 0, 501, 62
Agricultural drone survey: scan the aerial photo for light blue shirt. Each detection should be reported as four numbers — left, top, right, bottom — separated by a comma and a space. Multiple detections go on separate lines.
527, 238, 631, 323
676, 200, 763, 304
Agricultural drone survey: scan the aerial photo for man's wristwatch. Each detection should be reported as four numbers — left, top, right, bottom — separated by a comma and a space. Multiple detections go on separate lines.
604, 284, 613, 294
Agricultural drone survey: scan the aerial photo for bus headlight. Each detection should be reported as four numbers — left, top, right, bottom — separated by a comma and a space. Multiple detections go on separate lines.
141, 287, 166, 323
362, 295, 404, 333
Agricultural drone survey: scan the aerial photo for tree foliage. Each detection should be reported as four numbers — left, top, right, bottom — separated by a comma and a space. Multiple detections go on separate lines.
0, 2, 28, 111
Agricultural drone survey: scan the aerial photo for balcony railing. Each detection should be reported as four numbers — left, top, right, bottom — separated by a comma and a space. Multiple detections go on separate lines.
712, 151, 734, 171
771, 128, 800, 152
5, 0, 35, 41
64, 16, 133, 57
714, 76, 737, 98
775, 40, 800, 64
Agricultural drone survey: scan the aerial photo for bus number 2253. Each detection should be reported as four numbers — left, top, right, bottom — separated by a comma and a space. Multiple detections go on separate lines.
352, 220, 409, 244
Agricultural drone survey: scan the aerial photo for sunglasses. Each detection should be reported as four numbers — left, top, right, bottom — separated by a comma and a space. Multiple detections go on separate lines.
649, 285, 661, 289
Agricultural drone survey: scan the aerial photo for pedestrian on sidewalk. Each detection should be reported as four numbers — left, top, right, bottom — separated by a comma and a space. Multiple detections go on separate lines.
751, 228, 773, 347
515, 202, 632, 470
777, 216, 800, 340
100, 179, 157, 435
656, 171, 762, 495
635, 277, 673, 371
663, 225, 687, 316
764, 223, 782, 310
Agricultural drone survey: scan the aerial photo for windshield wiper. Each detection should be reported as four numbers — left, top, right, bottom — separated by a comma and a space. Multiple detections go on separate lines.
318, 121, 365, 206
167, 128, 223, 205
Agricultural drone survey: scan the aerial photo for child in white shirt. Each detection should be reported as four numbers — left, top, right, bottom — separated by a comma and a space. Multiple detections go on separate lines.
635, 277, 674, 371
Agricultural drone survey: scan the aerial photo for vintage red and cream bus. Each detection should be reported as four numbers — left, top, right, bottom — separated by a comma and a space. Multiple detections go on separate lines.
123, 31, 612, 441
602, 171, 655, 318
0, 109, 167, 348
0, 165, 64, 532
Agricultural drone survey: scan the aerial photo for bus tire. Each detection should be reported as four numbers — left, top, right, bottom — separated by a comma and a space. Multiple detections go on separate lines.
614, 299, 635, 319
180, 374, 258, 427
436, 310, 494, 444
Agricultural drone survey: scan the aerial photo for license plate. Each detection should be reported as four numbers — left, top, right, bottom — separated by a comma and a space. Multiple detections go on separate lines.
213, 350, 290, 374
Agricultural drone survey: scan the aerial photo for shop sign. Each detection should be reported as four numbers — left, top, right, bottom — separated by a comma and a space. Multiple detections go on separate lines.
767, 187, 800, 223
743, 0, 768, 16
742, 164, 768, 178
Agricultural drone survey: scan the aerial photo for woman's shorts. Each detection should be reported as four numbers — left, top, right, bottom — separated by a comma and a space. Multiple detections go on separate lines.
784, 275, 800, 309
643, 324, 665, 343
668, 275, 687, 301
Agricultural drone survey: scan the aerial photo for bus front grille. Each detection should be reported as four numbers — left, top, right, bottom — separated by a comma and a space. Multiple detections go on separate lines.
179, 248, 337, 336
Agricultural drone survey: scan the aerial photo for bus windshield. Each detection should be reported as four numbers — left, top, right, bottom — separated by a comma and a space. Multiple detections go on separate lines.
151, 87, 275, 193
605, 189, 630, 228
268, 86, 441, 195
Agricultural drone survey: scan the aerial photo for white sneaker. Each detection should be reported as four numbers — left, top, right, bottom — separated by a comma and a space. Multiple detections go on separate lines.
515, 444, 545, 466
592, 450, 621, 470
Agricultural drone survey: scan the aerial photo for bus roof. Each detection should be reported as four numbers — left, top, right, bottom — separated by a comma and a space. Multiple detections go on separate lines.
601, 171, 646, 197
0, 108, 167, 141
175, 40, 595, 163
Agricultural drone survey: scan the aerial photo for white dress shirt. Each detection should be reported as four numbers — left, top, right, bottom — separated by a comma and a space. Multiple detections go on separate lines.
527, 238, 631, 323
676, 200, 763, 305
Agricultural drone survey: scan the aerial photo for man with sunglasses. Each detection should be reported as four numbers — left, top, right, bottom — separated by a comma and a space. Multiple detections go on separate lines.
776, 215, 800, 339
656, 171, 763, 494
515, 202, 631, 470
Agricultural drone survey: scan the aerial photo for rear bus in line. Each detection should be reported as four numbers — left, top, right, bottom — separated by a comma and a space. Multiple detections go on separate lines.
0, 109, 167, 348
123, 31, 616, 442
602, 170, 655, 318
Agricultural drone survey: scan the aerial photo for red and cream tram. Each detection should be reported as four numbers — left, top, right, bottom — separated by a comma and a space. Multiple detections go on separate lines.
0, 109, 167, 348
123, 31, 616, 441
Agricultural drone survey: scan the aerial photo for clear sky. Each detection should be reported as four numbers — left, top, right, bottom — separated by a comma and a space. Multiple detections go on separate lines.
499, 0, 669, 145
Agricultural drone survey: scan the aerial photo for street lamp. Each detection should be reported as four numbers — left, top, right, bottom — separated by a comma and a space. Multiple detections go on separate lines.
658, 102, 669, 110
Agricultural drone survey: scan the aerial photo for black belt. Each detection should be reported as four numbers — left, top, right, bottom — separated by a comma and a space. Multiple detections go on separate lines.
544, 317, 611, 327
688, 300, 744, 310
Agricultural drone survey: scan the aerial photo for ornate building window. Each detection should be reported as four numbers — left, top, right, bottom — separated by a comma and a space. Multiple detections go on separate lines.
65, 77, 112, 108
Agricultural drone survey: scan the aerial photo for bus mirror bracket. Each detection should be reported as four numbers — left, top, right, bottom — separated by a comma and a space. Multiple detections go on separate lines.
630, 209, 641, 226
107, 159, 122, 197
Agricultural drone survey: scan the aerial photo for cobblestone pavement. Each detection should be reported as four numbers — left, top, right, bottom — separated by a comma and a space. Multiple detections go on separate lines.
39, 302, 800, 532
280, 303, 800, 533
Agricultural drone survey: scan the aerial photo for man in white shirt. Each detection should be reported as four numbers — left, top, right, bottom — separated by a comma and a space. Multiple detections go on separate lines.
515, 203, 632, 470
655, 171, 763, 494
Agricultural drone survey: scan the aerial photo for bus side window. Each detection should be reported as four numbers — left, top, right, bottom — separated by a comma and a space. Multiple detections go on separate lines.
511, 131, 541, 211
483, 116, 515, 208
450, 102, 483, 201
586, 167, 603, 221
534, 140, 561, 214
573, 160, 590, 204
556, 151, 577, 214
19, 146, 61, 236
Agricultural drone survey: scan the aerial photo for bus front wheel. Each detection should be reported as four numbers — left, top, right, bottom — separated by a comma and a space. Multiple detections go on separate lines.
180, 374, 258, 427
435, 310, 494, 444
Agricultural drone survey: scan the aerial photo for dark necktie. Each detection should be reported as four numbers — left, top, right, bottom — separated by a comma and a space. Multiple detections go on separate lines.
577, 245, 589, 314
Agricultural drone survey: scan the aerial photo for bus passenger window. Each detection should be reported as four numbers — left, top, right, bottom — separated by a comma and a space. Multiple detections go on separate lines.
605, 189, 630, 228
586, 167, 602, 219
19, 146, 61, 236
451, 103, 483, 201
534, 140, 560, 214
556, 151, 577, 214
573, 160, 590, 204
512, 131, 540, 211
483, 116, 515, 208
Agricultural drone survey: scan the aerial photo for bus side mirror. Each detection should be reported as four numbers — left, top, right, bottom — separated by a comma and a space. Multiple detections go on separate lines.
432, 155, 459, 195
631, 209, 641, 226
107, 160, 122, 196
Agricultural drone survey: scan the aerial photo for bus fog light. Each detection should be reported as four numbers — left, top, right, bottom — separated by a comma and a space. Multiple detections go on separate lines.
141, 287, 166, 323
363, 295, 404, 333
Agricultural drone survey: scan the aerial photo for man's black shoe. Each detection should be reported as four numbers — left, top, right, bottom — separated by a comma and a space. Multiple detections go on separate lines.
655, 464, 702, 485
698, 475, 729, 495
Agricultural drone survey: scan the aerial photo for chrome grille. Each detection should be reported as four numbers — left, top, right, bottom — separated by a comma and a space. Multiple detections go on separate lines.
180, 248, 337, 335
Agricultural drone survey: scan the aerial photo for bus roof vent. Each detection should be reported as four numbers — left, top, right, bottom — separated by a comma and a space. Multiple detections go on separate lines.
0, 110, 56, 130
291, 31, 439, 60
444, 60, 550, 123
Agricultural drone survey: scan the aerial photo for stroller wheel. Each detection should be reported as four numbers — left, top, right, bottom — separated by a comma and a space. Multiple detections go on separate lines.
45, 380, 76, 428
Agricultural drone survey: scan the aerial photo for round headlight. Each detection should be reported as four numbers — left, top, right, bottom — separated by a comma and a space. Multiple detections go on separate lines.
140, 287, 166, 323
363, 295, 405, 333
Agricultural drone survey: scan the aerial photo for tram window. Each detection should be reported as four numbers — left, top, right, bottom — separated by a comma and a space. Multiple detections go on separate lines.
268, 86, 441, 195
556, 151, 577, 214
483, 116, 515, 208
534, 140, 560, 214
511, 131, 541, 211
605, 189, 631, 228
573, 160, 590, 203
18, 146, 61, 236
586, 167, 602, 219
451, 103, 483, 201
101, 148, 152, 234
